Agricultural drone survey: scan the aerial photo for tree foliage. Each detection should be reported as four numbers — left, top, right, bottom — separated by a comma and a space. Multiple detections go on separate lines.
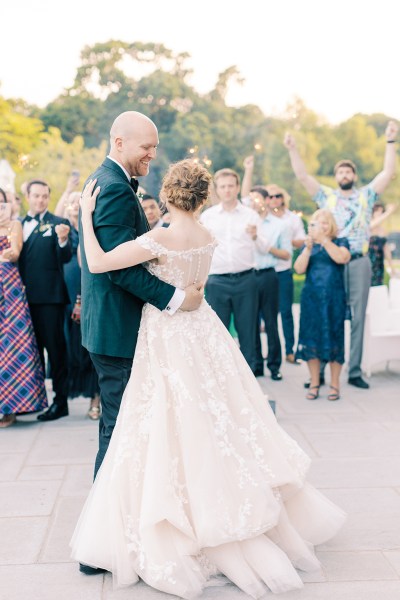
1, 40, 398, 216
0, 96, 43, 170
15, 128, 107, 210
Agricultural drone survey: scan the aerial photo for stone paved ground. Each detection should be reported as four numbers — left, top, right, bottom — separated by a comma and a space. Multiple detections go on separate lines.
1, 342, 400, 600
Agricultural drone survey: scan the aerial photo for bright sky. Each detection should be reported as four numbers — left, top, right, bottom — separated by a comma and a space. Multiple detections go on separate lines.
1, 0, 400, 124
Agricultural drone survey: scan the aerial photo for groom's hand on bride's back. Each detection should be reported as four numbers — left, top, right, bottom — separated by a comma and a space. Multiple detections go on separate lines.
180, 282, 204, 311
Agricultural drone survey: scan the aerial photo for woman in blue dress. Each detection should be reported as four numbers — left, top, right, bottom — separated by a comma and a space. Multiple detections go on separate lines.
294, 209, 350, 401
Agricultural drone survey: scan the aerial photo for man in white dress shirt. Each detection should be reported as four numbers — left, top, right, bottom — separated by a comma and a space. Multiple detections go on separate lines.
201, 168, 260, 374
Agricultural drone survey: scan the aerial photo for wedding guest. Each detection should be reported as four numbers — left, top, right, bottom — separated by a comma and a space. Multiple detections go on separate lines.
248, 186, 292, 381
19, 180, 72, 422
294, 210, 350, 401
62, 192, 101, 419
285, 120, 398, 389
4, 191, 23, 221
0, 188, 48, 427
240, 155, 306, 365
201, 168, 261, 374
368, 201, 396, 286
140, 194, 167, 229
12, 195, 23, 220
267, 184, 306, 365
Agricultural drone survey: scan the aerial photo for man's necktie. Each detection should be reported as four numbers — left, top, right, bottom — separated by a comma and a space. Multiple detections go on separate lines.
130, 178, 139, 193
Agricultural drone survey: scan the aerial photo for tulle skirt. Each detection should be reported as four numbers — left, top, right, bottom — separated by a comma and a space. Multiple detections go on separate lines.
71, 301, 345, 598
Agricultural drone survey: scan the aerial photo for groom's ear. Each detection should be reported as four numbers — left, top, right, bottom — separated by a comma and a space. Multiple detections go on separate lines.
114, 136, 123, 151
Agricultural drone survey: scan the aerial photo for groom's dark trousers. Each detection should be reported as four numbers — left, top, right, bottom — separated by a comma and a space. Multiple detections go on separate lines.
89, 353, 133, 475
79, 158, 175, 479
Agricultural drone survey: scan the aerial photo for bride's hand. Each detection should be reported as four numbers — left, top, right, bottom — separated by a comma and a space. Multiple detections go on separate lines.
181, 281, 204, 311
80, 179, 101, 215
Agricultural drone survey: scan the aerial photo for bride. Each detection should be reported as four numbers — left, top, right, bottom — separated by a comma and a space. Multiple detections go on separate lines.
71, 159, 345, 598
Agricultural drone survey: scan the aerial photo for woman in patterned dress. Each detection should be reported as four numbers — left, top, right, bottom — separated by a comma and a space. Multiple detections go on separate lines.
0, 188, 48, 427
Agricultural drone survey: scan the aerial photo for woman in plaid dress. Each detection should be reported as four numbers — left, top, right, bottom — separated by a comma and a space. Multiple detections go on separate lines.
0, 189, 48, 427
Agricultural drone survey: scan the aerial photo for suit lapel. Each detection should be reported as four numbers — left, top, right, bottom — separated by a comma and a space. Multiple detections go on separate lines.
23, 218, 41, 249
101, 157, 150, 231
23, 212, 54, 250
101, 157, 129, 182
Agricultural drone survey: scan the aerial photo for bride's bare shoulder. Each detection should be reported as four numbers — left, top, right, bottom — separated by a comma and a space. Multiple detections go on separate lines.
141, 222, 213, 250
197, 222, 214, 245
144, 227, 169, 245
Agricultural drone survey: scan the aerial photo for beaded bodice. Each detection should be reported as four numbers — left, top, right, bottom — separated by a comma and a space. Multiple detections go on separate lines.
136, 234, 217, 289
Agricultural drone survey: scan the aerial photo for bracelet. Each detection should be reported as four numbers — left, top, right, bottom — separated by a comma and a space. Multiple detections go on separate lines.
387, 140, 396, 143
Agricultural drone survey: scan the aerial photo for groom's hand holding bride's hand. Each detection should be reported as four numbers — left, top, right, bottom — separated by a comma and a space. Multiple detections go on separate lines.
180, 282, 204, 311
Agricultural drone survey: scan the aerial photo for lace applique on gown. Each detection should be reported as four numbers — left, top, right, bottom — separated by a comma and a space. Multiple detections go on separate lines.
71, 234, 345, 599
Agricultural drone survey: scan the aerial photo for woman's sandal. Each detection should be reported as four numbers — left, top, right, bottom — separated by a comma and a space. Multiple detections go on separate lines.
306, 385, 320, 400
87, 404, 101, 420
0, 414, 17, 428
328, 385, 341, 401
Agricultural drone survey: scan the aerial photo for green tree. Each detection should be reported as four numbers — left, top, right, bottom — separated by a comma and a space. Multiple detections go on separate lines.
16, 127, 107, 210
41, 94, 106, 147
0, 96, 43, 170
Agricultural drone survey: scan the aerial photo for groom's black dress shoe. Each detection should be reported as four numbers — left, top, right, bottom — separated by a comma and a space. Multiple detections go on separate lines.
348, 376, 370, 389
37, 404, 69, 422
270, 370, 283, 381
79, 563, 107, 575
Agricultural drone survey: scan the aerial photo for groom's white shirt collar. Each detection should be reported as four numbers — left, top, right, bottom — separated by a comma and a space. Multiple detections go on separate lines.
107, 155, 134, 183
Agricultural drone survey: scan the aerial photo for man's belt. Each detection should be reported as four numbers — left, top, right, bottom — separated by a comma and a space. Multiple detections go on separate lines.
210, 268, 254, 278
255, 267, 274, 273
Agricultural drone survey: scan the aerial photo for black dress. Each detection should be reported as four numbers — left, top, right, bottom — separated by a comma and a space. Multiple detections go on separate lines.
296, 238, 349, 364
64, 226, 99, 399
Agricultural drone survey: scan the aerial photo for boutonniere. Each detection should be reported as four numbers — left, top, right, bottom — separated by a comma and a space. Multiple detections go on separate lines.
39, 223, 52, 233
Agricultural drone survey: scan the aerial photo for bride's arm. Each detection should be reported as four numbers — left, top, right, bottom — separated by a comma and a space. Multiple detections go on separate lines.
80, 179, 157, 273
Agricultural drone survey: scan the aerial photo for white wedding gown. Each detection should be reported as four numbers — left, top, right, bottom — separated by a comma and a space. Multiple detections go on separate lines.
70, 234, 345, 598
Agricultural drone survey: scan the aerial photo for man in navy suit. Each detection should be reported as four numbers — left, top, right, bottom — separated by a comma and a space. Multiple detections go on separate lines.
19, 180, 72, 421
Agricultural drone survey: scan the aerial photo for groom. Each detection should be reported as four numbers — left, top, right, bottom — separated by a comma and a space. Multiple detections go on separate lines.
79, 112, 203, 572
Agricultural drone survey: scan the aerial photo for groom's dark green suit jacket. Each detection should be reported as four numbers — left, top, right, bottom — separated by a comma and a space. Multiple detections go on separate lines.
79, 158, 175, 358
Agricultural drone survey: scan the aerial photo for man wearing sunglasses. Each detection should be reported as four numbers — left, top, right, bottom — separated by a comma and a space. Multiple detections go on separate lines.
247, 186, 292, 380
266, 184, 306, 366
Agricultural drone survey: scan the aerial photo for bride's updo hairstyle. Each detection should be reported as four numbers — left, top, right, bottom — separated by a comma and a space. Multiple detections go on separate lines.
161, 159, 211, 212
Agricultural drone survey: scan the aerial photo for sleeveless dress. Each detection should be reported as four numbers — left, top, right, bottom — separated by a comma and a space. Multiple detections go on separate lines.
0, 234, 48, 415
70, 234, 346, 598
296, 238, 349, 365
